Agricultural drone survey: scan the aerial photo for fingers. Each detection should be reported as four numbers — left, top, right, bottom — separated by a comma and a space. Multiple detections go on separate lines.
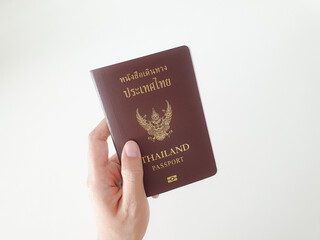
88, 119, 110, 184
109, 153, 120, 165
88, 121, 159, 202
88, 118, 110, 142
121, 141, 146, 205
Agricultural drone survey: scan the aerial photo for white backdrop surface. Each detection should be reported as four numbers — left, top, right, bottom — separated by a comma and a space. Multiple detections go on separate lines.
1, 0, 319, 239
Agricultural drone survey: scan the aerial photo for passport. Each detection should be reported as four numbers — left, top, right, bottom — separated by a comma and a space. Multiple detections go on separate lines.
90, 46, 217, 196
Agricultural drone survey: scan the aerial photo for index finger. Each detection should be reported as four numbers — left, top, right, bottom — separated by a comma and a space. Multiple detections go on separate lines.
88, 118, 110, 142
88, 119, 110, 177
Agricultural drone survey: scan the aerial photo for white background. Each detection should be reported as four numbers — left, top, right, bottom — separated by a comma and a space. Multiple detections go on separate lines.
1, 0, 319, 239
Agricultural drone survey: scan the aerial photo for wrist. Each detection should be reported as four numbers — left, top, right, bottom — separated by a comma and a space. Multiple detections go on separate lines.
98, 233, 142, 240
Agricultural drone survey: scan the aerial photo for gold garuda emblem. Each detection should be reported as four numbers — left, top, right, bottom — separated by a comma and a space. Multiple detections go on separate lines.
136, 100, 173, 142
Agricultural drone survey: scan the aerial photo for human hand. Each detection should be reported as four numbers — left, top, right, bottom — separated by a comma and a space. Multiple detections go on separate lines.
87, 119, 157, 240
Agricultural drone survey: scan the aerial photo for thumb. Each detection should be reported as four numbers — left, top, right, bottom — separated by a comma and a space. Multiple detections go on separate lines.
121, 140, 146, 203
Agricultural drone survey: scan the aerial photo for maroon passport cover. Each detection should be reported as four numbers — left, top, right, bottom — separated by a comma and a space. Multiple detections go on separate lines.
91, 46, 217, 196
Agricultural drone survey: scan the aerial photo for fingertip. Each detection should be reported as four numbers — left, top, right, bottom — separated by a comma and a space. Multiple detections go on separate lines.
123, 140, 141, 158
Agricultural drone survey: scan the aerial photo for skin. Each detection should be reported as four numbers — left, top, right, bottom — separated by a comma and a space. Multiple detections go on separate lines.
87, 119, 158, 240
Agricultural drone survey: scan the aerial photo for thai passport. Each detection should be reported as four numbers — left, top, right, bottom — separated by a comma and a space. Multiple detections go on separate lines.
90, 46, 217, 196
